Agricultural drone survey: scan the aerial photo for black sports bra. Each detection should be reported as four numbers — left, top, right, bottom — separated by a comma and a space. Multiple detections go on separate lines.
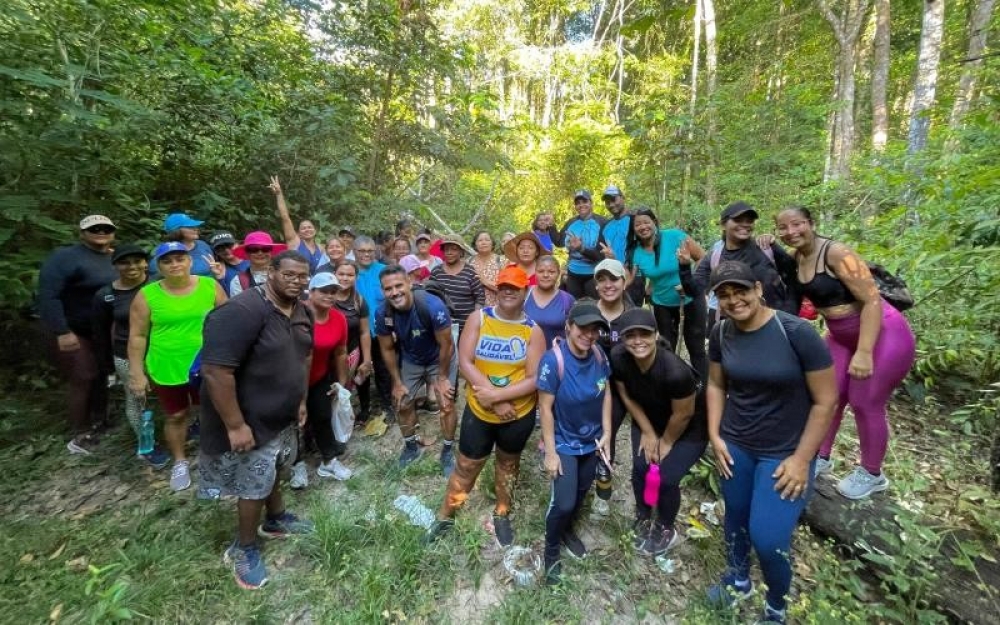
797, 240, 857, 308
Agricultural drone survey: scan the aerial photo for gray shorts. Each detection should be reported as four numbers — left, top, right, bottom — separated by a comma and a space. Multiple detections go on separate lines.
400, 353, 457, 408
197, 426, 296, 500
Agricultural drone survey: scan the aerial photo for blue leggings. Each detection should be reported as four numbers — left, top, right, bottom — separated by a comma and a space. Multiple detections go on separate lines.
545, 451, 598, 561
721, 440, 815, 611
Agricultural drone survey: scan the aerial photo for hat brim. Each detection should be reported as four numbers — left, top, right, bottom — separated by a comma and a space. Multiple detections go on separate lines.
620, 323, 657, 334
153, 250, 190, 265
496, 279, 528, 289
723, 209, 759, 221
571, 314, 610, 331
234, 243, 288, 260
503, 233, 543, 264
112, 251, 149, 263
711, 278, 756, 293
594, 268, 625, 280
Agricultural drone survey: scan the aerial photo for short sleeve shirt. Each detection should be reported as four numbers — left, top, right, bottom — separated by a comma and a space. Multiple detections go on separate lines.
309, 309, 348, 384
374, 292, 451, 366
524, 289, 575, 347
708, 312, 832, 454
610, 342, 705, 440
630, 229, 689, 307
536, 342, 611, 456
334, 295, 369, 354
199, 289, 314, 454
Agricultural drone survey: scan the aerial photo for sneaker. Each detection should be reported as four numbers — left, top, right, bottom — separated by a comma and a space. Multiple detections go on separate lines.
425, 518, 454, 544
383, 409, 397, 425
170, 460, 192, 491
837, 467, 889, 500
223, 541, 269, 590
67, 433, 100, 455
707, 573, 753, 607
399, 441, 421, 468
492, 512, 514, 547
754, 603, 787, 624
560, 530, 587, 559
593, 497, 610, 516
632, 517, 652, 551
544, 558, 562, 586
289, 461, 309, 489
317, 458, 353, 481
640, 522, 679, 557
139, 446, 170, 470
439, 445, 455, 478
258, 511, 315, 539
814, 456, 834, 477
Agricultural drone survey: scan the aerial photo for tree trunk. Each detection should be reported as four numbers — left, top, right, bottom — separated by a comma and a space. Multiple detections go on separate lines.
871, 0, 891, 152
702, 0, 718, 207
681, 0, 702, 213
907, 0, 946, 157
949, 0, 996, 129
817, 0, 872, 182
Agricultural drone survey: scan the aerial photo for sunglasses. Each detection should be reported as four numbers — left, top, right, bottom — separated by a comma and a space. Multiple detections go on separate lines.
85, 225, 115, 234
245, 246, 271, 254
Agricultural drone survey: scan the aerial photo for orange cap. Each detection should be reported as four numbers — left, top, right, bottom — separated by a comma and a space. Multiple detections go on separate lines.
496, 265, 529, 289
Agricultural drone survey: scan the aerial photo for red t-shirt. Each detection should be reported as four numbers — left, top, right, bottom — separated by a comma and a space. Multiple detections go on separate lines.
309, 309, 348, 385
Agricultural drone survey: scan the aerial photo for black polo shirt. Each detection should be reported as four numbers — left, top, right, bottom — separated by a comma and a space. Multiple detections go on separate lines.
199, 287, 313, 454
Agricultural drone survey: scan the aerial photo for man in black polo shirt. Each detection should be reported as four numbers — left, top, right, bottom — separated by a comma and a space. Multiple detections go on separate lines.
198, 250, 315, 591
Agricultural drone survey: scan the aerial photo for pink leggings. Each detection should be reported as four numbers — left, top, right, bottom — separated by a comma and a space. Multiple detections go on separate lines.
819, 302, 915, 474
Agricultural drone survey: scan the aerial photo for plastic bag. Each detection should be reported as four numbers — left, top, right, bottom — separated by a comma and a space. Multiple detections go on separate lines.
331, 383, 354, 443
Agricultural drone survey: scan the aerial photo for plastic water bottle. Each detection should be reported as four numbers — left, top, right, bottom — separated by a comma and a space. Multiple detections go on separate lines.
393, 494, 435, 529
138, 410, 155, 455
643, 464, 661, 507
595, 460, 612, 501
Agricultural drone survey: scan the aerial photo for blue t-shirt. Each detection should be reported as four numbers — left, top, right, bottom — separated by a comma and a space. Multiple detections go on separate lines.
708, 312, 833, 454
600, 214, 632, 262
296, 240, 327, 274
537, 342, 611, 456
149, 240, 216, 280
534, 230, 555, 253
630, 228, 689, 307
357, 262, 386, 336
375, 292, 452, 366
524, 289, 575, 347
561, 216, 604, 275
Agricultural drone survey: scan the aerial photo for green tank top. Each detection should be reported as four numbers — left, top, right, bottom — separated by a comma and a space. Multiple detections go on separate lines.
142, 276, 217, 385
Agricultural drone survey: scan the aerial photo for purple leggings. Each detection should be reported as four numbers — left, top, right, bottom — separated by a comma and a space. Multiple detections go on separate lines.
819, 302, 915, 474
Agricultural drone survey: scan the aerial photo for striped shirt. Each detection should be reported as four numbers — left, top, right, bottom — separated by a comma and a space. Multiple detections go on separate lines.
430, 262, 485, 331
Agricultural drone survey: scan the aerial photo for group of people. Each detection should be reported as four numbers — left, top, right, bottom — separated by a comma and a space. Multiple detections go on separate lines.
37, 181, 915, 621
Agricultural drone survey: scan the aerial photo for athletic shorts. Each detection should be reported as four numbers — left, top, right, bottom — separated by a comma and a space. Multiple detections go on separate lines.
152, 382, 199, 415
458, 405, 535, 460
400, 353, 457, 407
197, 426, 295, 500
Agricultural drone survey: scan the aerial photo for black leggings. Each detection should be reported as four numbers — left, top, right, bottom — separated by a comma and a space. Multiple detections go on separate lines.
629, 422, 706, 527
366, 337, 394, 415
301, 375, 344, 462
653, 298, 708, 381
564, 272, 597, 300
545, 451, 598, 561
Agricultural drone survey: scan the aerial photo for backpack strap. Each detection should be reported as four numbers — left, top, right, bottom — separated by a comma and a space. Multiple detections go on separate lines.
709, 240, 724, 270
551, 337, 604, 381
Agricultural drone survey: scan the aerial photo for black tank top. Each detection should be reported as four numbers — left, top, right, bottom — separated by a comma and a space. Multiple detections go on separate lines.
797, 240, 857, 308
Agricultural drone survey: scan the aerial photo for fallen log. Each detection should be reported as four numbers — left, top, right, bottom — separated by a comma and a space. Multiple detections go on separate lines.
803, 478, 1000, 624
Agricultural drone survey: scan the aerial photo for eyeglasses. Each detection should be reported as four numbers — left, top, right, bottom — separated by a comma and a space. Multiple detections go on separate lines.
85, 225, 115, 234
245, 246, 270, 254
355, 249, 375, 255
277, 271, 310, 283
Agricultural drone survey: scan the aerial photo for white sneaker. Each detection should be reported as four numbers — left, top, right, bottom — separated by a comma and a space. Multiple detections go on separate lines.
170, 460, 192, 491
814, 456, 834, 477
317, 458, 353, 481
593, 498, 611, 516
289, 461, 309, 490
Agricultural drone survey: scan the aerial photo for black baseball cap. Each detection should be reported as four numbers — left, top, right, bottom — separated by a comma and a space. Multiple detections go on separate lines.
338, 227, 356, 238
573, 189, 592, 202
568, 302, 609, 331
618, 308, 657, 334
111, 244, 149, 264
209, 231, 237, 249
601, 185, 623, 199
709, 261, 757, 292
720, 201, 759, 222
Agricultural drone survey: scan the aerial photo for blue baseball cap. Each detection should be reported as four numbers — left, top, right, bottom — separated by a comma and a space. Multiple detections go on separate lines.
163, 213, 204, 232
151, 241, 189, 264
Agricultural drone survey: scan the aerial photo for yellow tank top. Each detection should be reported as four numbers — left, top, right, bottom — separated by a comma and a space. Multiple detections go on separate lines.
466, 307, 537, 424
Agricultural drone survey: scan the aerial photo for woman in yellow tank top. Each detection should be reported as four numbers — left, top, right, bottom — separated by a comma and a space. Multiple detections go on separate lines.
427, 266, 546, 547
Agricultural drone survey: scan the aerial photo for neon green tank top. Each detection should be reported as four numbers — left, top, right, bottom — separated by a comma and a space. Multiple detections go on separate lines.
142, 277, 217, 385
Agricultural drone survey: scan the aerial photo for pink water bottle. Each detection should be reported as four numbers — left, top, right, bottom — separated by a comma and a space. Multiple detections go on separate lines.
643, 464, 661, 507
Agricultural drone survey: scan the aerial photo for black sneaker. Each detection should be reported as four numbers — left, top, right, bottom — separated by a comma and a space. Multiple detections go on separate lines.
425, 518, 454, 544
544, 558, 562, 586
632, 517, 652, 551
398, 442, 421, 468
560, 530, 587, 559
640, 522, 679, 557
492, 512, 514, 547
